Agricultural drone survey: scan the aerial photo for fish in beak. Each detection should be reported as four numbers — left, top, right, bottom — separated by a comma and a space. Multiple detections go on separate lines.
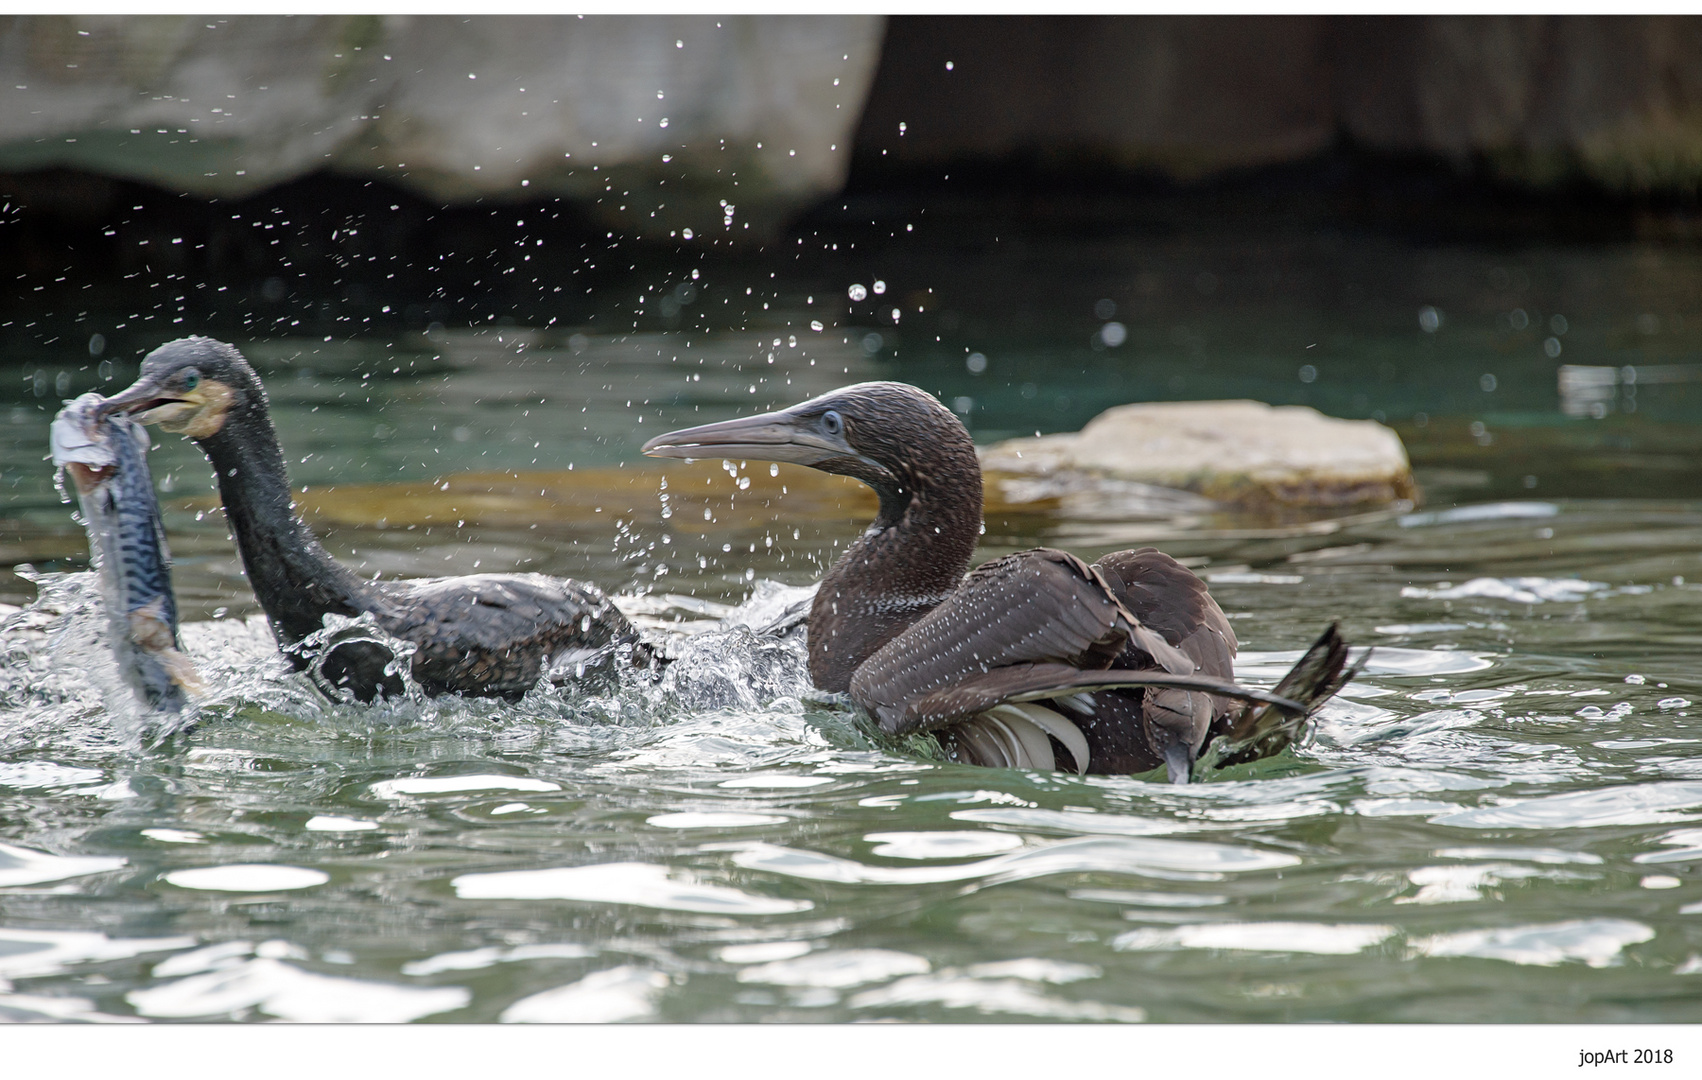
99, 372, 232, 439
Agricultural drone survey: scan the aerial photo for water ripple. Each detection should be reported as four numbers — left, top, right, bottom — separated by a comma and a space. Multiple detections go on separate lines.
735, 949, 930, 988
1113, 922, 1396, 955
847, 971, 1145, 1021
728, 834, 1299, 887
451, 861, 813, 915
0, 927, 194, 980
500, 965, 668, 1023
127, 957, 468, 1021
0, 842, 125, 888
1411, 919, 1654, 967
1432, 781, 1702, 829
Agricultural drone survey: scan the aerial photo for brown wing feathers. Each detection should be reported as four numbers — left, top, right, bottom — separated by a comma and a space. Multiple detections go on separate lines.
882, 662, 1309, 735
848, 547, 1295, 735
849, 549, 1130, 721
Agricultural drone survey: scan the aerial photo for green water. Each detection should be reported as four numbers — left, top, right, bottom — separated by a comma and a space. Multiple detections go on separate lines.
3, 217, 1702, 1022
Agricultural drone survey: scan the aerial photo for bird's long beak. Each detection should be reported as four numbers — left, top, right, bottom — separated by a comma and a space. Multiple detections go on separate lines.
641, 405, 852, 466
98, 375, 199, 428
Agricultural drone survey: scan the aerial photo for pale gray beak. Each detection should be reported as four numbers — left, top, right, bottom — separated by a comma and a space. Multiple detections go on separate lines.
641, 405, 853, 466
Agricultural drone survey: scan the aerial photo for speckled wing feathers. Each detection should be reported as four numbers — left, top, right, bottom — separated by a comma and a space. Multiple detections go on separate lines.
1092, 547, 1236, 678
849, 548, 1274, 734
849, 550, 1127, 722
882, 661, 1307, 735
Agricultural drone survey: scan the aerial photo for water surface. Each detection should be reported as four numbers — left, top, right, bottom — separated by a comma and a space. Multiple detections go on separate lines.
2, 219, 1701, 1022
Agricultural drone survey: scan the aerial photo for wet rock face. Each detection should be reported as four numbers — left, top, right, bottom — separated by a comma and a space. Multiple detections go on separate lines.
0, 14, 884, 236
856, 15, 1702, 195
979, 400, 1416, 512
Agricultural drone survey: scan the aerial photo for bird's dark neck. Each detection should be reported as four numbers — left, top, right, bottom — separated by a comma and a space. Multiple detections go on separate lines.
197, 400, 374, 652
809, 444, 983, 692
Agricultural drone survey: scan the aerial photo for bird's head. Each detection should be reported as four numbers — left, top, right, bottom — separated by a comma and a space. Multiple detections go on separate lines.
99, 336, 262, 440
640, 381, 972, 497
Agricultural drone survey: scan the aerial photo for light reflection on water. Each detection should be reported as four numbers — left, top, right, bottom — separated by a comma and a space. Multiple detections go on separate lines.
4, 231, 1702, 1020
4, 488, 1702, 1022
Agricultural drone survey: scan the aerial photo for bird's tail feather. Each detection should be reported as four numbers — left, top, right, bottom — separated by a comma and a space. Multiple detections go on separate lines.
1204, 623, 1363, 770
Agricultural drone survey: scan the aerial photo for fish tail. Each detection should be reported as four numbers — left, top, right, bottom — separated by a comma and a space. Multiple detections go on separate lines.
158, 646, 205, 694
129, 601, 202, 695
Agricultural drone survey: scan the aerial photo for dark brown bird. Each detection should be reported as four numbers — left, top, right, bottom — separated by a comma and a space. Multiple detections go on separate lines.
642, 381, 1356, 782
100, 336, 638, 702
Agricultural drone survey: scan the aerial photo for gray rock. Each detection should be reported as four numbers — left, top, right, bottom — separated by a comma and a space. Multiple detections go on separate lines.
857, 15, 1702, 195
0, 14, 884, 235
980, 400, 1416, 511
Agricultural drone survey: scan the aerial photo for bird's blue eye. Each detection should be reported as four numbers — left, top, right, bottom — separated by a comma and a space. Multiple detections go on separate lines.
822, 410, 843, 436
183, 371, 201, 391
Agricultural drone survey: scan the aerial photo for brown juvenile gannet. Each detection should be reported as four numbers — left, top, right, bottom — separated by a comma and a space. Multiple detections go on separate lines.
642, 381, 1357, 782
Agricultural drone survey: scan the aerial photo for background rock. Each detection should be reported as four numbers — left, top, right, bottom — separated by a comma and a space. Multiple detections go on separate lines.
856, 15, 1702, 195
0, 14, 884, 236
4, 15, 1701, 240
980, 400, 1417, 511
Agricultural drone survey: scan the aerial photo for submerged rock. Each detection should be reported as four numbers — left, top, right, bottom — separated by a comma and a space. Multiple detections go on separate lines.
980, 400, 1416, 512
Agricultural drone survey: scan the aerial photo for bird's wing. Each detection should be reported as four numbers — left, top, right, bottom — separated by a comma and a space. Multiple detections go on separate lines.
1093, 547, 1240, 773
850, 548, 1267, 731
880, 662, 1307, 735
848, 549, 1125, 719
1092, 547, 1236, 677
382, 573, 630, 654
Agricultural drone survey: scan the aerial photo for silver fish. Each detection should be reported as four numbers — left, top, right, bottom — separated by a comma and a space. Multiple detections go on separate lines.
51, 393, 200, 712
